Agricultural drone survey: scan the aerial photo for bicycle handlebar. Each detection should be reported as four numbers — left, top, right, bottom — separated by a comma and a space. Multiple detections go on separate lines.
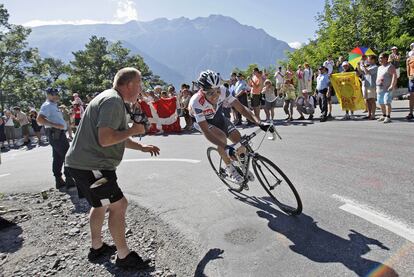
232, 124, 281, 149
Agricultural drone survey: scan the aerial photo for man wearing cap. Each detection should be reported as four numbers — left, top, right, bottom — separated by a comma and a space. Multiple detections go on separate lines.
37, 88, 74, 189
389, 46, 401, 79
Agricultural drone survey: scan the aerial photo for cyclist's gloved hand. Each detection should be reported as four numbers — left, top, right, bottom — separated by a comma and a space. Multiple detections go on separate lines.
259, 123, 275, 133
225, 145, 237, 158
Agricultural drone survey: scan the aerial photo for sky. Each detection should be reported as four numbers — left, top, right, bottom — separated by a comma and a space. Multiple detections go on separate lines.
2, 0, 326, 48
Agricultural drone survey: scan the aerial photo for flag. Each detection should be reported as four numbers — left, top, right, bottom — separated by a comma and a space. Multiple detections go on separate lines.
330, 72, 365, 111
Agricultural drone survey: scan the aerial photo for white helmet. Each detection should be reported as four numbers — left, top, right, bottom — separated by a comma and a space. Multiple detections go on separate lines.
197, 70, 221, 90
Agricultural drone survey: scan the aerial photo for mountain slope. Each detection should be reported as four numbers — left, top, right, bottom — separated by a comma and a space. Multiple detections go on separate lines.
28, 15, 293, 85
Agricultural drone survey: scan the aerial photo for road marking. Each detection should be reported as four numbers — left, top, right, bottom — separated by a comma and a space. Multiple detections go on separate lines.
123, 158, 201, 164
332, 194, 414, 243
0, 174, 11, 178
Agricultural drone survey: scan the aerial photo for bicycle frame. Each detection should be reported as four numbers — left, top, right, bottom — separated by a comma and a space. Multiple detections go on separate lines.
232, 126, 281, 185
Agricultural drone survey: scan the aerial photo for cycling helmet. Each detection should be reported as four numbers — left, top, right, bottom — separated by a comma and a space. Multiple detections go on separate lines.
196, 70, 221, 90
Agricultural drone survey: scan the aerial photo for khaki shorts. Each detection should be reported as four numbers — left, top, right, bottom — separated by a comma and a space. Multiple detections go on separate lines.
363, 87, 377, 99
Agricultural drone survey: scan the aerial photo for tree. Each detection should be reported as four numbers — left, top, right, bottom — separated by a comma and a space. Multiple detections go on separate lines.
0, 4, 34, 111
286, 0, 414, 86
66, 36, 166, 98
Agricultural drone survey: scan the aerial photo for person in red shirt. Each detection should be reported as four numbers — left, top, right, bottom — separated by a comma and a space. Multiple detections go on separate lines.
72, 102, 83, 127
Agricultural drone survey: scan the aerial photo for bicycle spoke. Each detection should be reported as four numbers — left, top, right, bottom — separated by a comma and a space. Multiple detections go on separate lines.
252, 155, 302, 215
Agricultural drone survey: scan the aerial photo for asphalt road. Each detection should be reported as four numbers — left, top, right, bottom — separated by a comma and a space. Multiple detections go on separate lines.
1, 101, 414, 277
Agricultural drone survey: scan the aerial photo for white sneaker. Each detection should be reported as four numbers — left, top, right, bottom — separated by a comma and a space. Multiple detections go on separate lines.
377, 116, 385, 122
226, 164, 244, 184
383, 117, 391, 123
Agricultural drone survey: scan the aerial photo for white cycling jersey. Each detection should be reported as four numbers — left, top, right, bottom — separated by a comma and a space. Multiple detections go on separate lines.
189, 86, 236, 123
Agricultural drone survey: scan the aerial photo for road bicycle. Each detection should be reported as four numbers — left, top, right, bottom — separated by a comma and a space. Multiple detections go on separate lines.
207, 125, 302, 215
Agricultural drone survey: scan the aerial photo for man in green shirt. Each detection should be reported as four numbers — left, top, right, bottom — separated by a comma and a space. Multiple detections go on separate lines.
66, 67, 160, 269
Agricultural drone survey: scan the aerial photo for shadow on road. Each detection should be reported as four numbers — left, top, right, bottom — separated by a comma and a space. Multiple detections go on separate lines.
194, 248, 224, 277
230, 191, 399, 277
0, 216, 23, 254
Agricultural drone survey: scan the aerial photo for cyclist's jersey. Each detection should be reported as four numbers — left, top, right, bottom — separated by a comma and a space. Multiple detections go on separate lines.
189, 86, 236, 123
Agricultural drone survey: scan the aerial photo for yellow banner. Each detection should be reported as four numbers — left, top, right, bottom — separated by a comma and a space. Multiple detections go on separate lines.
331, 72, 365, 111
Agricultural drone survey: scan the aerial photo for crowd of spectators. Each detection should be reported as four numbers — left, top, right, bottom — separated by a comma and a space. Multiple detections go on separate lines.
1, 43, 414, 151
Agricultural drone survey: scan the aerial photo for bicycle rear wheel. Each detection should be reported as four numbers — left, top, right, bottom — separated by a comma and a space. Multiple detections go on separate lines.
252, 155, 302, 215
207, 147, 243, 192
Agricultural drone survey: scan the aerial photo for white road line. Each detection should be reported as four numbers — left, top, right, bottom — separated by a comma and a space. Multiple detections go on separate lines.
332, 194, 414, 243
123, 158, 201, 164
0, 173, 11, 178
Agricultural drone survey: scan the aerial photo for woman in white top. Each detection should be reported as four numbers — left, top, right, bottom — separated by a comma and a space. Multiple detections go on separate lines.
303, 63, 313, 93
262, 79, 277, 122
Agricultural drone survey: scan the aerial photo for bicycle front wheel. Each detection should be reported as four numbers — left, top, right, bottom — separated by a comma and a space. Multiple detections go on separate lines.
252, 155, 302, 215
207, 147, 243, 192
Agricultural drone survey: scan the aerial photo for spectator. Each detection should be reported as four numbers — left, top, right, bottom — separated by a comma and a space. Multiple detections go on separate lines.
179, 84, 193, 130
3, 110, 16, 148
13, 106, 31, 146
274, 67, 284, 92
296, 90, 315, 120
233, 73, 250, 125
72, 93, 84, 106
86, 93, 94, 103
303, 63, 313, 94
160, 90, 169, 99
228, 73, 238, 121
221, 83, 232, 120
324, 55, 336, 118
315, 66, 330, 122
0, 116, 6, 150
248, 67, 263, 120
358, 55, 378, 120
405, 53, 414, 120
296, 65, 305, 95
323, 55, 335, 75
285, 65, 294, 85
37, 88, 74, 189
154, 85, 163, 98
376, 53, 397, 123
408, 42, 414, 58
281, 79, 296, 121
336, 56, 345, 73
167, 86, 176, 97
341, 61, 355, 120
29, 109, 43, 146
72, 102, 83, 131
60, 105, 73, 140
65, 67, 159, 269
262, 79, 276, 122
389, 46, 401, 79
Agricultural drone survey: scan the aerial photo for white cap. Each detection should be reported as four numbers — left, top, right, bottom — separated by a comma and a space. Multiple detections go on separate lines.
342, 61, 349, 66
410, 43, 414, 48
391, 46, 398, 50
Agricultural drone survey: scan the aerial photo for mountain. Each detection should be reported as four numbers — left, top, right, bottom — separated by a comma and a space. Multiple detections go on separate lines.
27, 15, 293, 85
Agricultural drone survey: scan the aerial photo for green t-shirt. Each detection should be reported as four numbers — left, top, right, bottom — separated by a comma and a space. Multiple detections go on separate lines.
65, 89, 128, 170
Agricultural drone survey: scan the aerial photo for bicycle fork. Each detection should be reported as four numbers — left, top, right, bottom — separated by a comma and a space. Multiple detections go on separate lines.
253, 156, 283, 190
